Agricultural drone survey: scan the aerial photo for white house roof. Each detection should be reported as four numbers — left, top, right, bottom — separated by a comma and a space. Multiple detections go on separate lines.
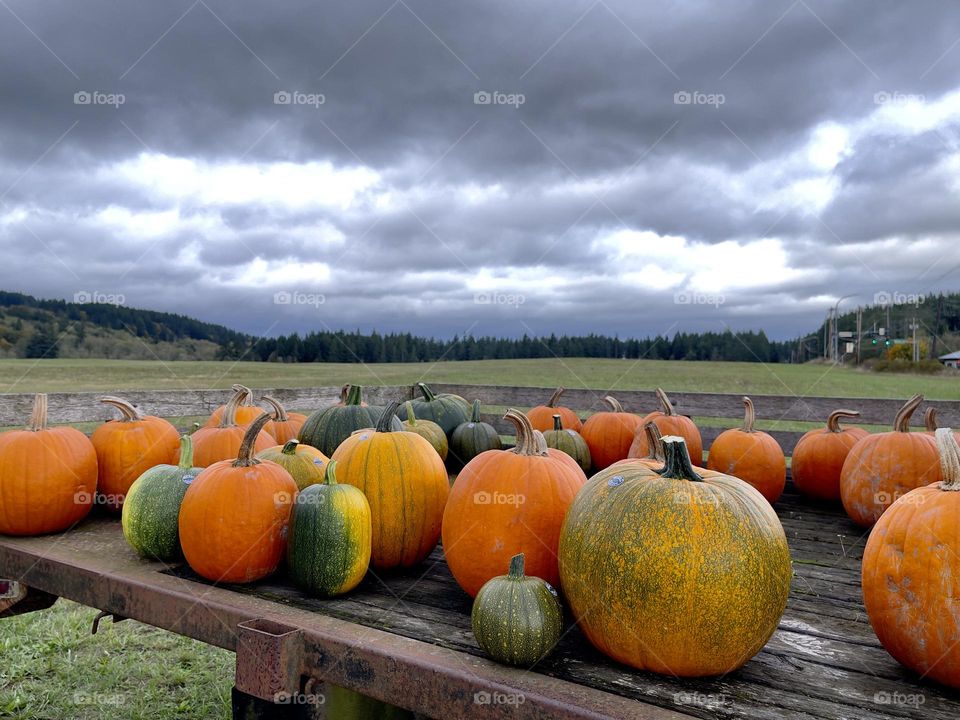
938, 351, 960, 360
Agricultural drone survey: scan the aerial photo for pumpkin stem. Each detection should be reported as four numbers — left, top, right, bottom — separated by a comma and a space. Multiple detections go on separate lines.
343, 384, 363, 407
262, 395, 289, 422
471, 399, 482, 423
404, 401, 418, 426
27, 393, 48, 431
602, 395, 623, 413
177, 434, 195, 469
417, 382, 437, 402
936, 429, 960, 491
504, 409, 547, 457
323, 459, 338, 486
552, 414, 563, 432
233, 412, 272, 467
99, 396, 145, 422
657, 436, 702, 482
655, 388, 676, 416
508, 553, 525, 578
218, 388, 244, 428
547, 387, 565, 408
826, 409, 860, 433
641, 420, 665, 463
231, 384, 253, 405
894, 394, 924, 433
340, 384, 351, 403
741, 397, 756, 433
281, 439, 300, 456
375, 401, 400, 433
925, 407, 938, 432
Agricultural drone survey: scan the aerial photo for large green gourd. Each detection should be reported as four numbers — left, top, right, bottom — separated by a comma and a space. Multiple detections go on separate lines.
395, 383, 470, 436
286, 460, 372, 597
121, 435, 202, 561
299, 385, 401, 456
448, 400, 502, 469
542, 414, 591, 473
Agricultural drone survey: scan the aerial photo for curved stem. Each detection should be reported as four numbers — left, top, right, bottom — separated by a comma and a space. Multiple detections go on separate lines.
925, 407, 938, 432
262, 395, 288, 422
655, 388, 675, 416
602, 396, 623, 413
827, 409, 861, 433
936, 428, 960, 491
233, 412, 272, 467
403, 401, 418, 426
894, 394, 924, 433
231, 384, 252, 405
375, 401, 400, 433
340, 384, 351, 404
657, 436, 703, 482
504, 409, 546, 456
508, 553, 525, 578
219, 389, 244, 428
28, 393, 48, 431
281, 439, 300, 455
323, 459, 338, 486
100, 396, 144, 422
741, 397, 756, 433
177, 435, 194, 469
547, 387, 565, 408
417, 382, 436, 402
641, 420, 665, 463
552, 414, 563, 432
532, 430, 550, 455
470, 399, 482, 423
345, 384, 363, 407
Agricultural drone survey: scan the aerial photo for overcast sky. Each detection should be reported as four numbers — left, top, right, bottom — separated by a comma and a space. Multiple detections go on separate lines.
1, 1, 958, 341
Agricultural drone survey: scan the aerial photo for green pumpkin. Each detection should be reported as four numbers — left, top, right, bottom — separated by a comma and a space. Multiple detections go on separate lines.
543, 414, 591, 474
256, 439, 329, 490
287, 460, 372, 597
400, 401, 448, 461
300, 385, 401, 456
396, 383, 470, 436
448, 400, 502, 469
121, 435, 202, 562
471, 553, 563, 666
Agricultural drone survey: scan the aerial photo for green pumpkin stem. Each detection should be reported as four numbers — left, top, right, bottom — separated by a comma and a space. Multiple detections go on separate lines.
894, 394, 924, 432
471, 399, 482, 423
232, 412, 272, 467
655, 388, 676, 416
404, 401, 419, 426
323, 459, 338, 486
657, 436, 703, 482
741, 397, 756, 433
375, 401, 400, 433
924, 407, 938, 432
177, 434, 195, 469
547, 387, 565, 408
602, 395, 623, 413
100, 396, 145, 422
504, 409, 547, 456
552, 414, 563, 431
262, 395, 289, 422
508, 553, 525, 578
281, 439, 300, 455
827, 409, 860, 433
28, 393, 48, 431
345, 384, 363, 407
417, 382, 436, 402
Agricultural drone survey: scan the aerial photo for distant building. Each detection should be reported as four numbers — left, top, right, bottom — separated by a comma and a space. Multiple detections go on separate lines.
938, 351, 960, 369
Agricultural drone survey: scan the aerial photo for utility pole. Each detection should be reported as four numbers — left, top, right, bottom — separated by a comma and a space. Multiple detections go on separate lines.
823, 314, 829, 359
931, 293, 944, 359
910, 318, 919, 363
856, 306, 862, 365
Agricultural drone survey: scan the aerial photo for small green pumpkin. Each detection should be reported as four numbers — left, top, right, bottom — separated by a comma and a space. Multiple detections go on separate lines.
256, 439, 329, 490
449, 400, 502, 469
396, 383, 470, 436
471, 553, 563, 666
286, 460, 372, 597
542, 414, 591, 473
121, 435, 202, 561
400, 401, 448, 461
299, 385, 401, 456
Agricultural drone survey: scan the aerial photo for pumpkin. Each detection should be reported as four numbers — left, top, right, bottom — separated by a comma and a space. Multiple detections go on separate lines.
0, 394, 97, 536
707, 397, 785, 504
395, 382, 470, 436
256, 440, 329, 490
178, 413, 297, 583
91, 396, 180, 512
624, 420, 666, 468
299, 385, 401, 457
191, 390, 274, 468
840, 394, 941, 527
335, 383, 368, 406
527, 387, 582, 433
448, 400, 502, 469
286, 459, 371, 597
261, 395, 307, 445
580, 396, 643, 471
331, 402, 449, 569
862, 428, 960, 688
559, 436, 791, 676
542, 414, 591, 474
471, 553, 563, 667
204, 384, 265, 429
400, 401, 448, 461
791, 409, 868, 502
631, 388, 703, 466
442, 409, 585, 597
122, 434, 202, 561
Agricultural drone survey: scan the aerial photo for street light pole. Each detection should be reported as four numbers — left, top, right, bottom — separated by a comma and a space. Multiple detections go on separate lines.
831, 295, 856, 364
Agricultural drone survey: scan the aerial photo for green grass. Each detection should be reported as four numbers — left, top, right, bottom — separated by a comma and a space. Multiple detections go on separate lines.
0, 600, 232, 720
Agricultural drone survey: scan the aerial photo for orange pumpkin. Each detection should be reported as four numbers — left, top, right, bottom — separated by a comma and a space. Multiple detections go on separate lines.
580, 396, 643, 471
862, 428, 960, 687
840, 394, 940, 527
630, 388, 703, 466
192, 390, 274, 467
204, 385, 266, 430
331, 401, 448, 569
442, 409, 585, 597
0, 394, 97, 536
179, 413, 297, 583
707, 397, 785, 504
261, 395, 307, 445
527, 387, 582, 433
90, 397, 180, 512
791, 409, 868, 502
